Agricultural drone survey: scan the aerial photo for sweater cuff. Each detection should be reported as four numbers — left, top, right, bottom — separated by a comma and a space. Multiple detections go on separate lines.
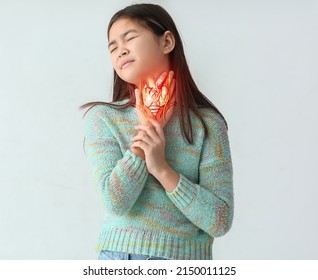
166, 173, 198, 209
122, 149, 148, 179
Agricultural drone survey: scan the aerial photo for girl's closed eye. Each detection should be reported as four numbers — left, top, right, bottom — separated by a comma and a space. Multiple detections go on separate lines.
109, 37, 138, 53
110, 47, 117, 53
127, 36, 138, 41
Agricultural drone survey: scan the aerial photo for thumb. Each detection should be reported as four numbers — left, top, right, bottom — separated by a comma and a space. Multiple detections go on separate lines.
135, 88, 142, 105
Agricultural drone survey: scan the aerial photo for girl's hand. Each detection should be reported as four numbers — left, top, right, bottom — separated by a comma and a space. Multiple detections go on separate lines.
130, 118, 168, 176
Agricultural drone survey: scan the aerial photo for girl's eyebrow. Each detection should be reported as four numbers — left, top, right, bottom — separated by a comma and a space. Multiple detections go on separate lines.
108, 29, 139, 49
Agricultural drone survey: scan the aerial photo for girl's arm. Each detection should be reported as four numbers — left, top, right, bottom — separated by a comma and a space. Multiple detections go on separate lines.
157, 115, 234, 238
84, 106, 149, 216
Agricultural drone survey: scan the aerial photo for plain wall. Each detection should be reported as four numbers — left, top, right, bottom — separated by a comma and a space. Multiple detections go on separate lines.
0, 0, 317, 259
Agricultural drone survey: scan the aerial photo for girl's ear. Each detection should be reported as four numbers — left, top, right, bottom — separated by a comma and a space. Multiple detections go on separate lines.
162, 31, 175, 54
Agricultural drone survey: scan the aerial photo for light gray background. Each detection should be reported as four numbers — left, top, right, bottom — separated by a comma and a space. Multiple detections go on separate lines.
1, 0, 317, 259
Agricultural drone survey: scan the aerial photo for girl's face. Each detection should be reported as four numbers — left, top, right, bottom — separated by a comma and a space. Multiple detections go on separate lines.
108, 17, 171, 86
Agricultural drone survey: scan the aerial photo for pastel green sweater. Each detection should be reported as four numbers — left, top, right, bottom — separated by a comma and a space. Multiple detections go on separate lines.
84, 98, 234, 260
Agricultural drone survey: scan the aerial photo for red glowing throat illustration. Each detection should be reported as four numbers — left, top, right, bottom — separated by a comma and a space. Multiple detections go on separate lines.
137, 72, 175, 123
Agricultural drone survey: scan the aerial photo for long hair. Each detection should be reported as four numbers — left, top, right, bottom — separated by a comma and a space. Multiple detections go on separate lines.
79, 3, 228, 146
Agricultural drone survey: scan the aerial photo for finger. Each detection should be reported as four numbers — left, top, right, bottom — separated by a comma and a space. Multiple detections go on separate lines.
131, 131, 152, 145
142, 82, 151, 99
159, 85, 168, 106
135, 124, 158, 139
165, 98, 176, 120
166, 79, 176, 109
166, 71, 174, 88
158, 102, 174, 124
147, 118, 165, 140
139, 85, 157, 120
155, 71, 168, 89
131, 130, 147, 139
168, 78, 176, 100
145, 106, 156, 121
131, 140, 148, 151
156, 106, 164, 121
135, 88, 142, 106
135, 123, 159, 141
162, 78, 176, 110
130, 141, 143, 150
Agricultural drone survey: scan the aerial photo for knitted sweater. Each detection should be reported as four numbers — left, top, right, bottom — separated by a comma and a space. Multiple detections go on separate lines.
84, 98, 234, 260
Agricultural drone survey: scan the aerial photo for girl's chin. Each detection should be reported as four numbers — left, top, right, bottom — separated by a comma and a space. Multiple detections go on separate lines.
117, 72, 141, 86
121, 77, 144, 87
118, 71, 162, 87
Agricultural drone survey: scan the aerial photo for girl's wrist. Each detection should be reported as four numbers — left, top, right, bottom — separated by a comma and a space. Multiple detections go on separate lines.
152, 163, 180, 192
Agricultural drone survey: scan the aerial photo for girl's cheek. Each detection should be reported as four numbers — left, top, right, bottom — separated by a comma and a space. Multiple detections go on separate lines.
111, 59, 118, 70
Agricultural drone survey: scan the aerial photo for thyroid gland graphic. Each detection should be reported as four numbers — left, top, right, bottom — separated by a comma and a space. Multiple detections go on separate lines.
138, 72, 175, 123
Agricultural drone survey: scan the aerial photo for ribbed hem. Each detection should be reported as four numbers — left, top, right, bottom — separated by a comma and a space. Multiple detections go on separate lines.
166, 173, 198, 209
96, 226, 213, 260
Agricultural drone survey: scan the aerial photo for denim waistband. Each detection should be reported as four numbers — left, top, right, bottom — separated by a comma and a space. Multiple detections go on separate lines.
98, 250, 172, 260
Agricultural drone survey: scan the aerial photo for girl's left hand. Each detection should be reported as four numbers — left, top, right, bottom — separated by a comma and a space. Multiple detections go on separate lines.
130, 118, 167, 176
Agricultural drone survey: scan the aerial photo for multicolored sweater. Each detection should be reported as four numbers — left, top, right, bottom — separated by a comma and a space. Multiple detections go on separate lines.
84, 98, 234, 260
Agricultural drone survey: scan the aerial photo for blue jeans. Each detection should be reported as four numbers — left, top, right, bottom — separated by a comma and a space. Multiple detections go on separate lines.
98, 250, 171, 260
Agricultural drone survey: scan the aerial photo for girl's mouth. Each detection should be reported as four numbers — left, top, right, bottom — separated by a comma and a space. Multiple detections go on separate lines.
121, 60, 134, 69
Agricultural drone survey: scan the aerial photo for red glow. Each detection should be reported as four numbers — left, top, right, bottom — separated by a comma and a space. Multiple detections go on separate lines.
133, 72, 175, 124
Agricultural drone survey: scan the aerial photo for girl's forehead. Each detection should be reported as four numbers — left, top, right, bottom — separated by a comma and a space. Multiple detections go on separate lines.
109, 18, 144, 37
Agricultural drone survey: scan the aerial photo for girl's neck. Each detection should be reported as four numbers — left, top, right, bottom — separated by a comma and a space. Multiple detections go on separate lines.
137, 68, 170, 88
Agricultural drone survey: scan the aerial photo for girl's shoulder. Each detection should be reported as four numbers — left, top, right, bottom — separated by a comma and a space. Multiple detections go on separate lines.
197, 107, 226, 130
84, 99, 131, 119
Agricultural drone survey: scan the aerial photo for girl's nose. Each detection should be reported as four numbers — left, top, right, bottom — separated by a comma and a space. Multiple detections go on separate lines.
120, 48, 129, 57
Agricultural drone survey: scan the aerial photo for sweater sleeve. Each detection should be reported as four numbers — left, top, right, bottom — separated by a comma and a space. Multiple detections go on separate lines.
84, 106, 149, 216
166, 114, 234, 238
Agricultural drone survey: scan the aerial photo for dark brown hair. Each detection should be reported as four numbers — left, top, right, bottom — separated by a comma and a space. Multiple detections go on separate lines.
79, 3, 228, 145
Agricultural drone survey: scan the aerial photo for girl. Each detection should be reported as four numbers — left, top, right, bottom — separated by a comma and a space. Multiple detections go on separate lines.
80, 3, 233, 260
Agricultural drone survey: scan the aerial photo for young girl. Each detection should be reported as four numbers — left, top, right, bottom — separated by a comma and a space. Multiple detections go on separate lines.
80, 3, 234, 260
